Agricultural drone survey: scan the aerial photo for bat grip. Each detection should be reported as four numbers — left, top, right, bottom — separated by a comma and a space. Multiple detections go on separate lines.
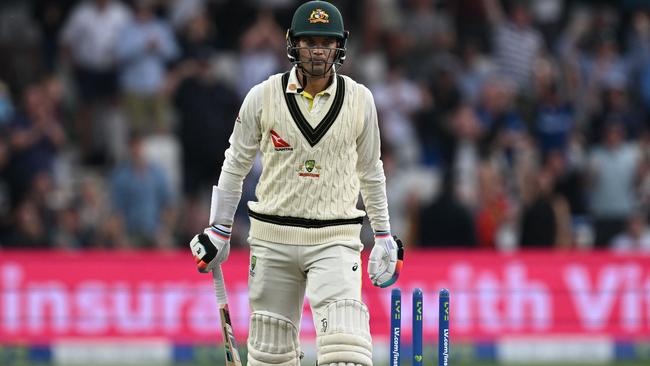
212, 266, 228, 305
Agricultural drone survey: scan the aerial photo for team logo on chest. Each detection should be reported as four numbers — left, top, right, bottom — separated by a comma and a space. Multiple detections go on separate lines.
297, 159, 321, 178
270, 130, 293, 151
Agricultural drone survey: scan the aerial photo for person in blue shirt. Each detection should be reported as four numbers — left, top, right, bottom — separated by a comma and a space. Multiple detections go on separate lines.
109, 132, 173, 247
116, 0, 178, 134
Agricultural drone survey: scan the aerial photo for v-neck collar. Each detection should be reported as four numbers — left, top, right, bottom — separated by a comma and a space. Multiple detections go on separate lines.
281, 71, 345, 147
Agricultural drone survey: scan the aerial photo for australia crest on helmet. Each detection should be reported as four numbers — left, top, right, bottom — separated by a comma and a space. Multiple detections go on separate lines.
309, 8, 330, 23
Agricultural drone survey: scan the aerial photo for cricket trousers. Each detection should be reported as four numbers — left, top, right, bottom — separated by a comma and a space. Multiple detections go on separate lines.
247, 236, 365, 337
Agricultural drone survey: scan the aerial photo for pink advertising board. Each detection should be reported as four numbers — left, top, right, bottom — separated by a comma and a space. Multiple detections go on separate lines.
1, 250, 649, 343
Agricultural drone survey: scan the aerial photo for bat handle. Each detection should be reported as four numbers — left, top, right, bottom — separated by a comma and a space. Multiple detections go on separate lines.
212, 266, 228, 305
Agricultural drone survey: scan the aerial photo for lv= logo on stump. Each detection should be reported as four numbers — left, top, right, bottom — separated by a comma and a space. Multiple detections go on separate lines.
391, 288, 450, 366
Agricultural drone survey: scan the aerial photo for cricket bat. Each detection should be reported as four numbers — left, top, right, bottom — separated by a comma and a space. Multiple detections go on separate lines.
209, 185, 242, 366
212, 267, 242, 366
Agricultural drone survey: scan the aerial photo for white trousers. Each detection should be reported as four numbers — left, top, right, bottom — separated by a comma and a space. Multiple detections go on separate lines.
247, 237, 364, 330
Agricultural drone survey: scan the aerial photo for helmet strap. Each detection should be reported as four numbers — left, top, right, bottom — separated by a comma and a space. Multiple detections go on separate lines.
296, 64, 335, 94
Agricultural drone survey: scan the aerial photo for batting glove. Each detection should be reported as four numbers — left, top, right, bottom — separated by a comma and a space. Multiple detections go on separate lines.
368, 232, 404, 288
189, 225, 231, 273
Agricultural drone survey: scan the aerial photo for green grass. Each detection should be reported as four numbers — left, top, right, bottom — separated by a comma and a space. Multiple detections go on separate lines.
44, 363, 650, 366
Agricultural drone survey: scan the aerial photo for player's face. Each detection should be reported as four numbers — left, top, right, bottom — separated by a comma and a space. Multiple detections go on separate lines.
297, 36, 338, 76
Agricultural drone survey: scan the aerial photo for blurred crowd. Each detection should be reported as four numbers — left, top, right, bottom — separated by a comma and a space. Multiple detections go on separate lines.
2, 0, 650, 252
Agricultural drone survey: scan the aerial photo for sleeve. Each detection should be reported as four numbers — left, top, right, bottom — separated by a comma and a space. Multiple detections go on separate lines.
221, 83, 263, 178
211, 82, 263, 225
157, 22, 179, 61
115, 25, 146, 62
60, 6, 83, 46
356, 86, 391, 233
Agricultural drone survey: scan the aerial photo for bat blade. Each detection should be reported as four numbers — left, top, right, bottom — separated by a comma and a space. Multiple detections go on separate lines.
219, 303, 242, 366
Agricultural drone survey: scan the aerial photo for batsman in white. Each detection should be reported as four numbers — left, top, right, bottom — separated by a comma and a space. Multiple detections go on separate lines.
189, 1, 404, 365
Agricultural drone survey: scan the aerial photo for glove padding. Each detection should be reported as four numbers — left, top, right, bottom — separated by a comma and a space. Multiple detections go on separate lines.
190, 225, 231, 273
368, 232, 404, 288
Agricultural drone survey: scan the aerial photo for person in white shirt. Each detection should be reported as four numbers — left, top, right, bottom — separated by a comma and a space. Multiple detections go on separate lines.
188, 1, 403, 365
60, 0, 131, 102
60, 0, 131, 162
610, 211, 650, 253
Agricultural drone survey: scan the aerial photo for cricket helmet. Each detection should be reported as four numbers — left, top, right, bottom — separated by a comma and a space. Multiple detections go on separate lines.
286, 1, 349, 74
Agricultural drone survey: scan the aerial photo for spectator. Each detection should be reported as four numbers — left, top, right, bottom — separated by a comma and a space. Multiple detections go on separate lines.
402, 0, 456, 78
532, 61, 574, 155
382, 145, 437, 245
109, 133, 174, 248
3, 199, 49, 248
610, 211, 650, 252
116, 0, 178, 134
175, 8, 222, 61
172, 50, 239, 197
171, 50, 238, 240
372, 65, 425, 165
52, 205, 86, 249
26, 171, 58, 232
6, 83, 66, 206
569, 28, 629, 126
168, 0, 206, 32
237, 10, 285, 98
426, 67, 462, 118
0, 3, 42, 93
588, 122, 643, 247
420, 104, 484, 208
474, 78, 525, 161
418, 172, 476, 247
588, 80, 643, 145
33, 0, 74, 72
474, 161, 512, 249
76, 173, 110, 246
482, 0, 544, 91
93, 213, 131, 249
528, 0, 564, 46
60, 0, 131, 163
519, 151, 572, 248
449, 105, 483, 209
457, 38, 496, 104
5, 170, 59, 249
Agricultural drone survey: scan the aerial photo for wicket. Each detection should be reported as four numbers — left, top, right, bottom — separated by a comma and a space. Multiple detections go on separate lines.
413, 288, 423, 366
391, 288, 401, 366
438, 288, 450, 366
390, 288, 450, 366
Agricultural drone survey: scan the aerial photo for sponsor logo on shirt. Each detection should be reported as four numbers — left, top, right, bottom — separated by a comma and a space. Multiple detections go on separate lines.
270, 130, 293, 151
